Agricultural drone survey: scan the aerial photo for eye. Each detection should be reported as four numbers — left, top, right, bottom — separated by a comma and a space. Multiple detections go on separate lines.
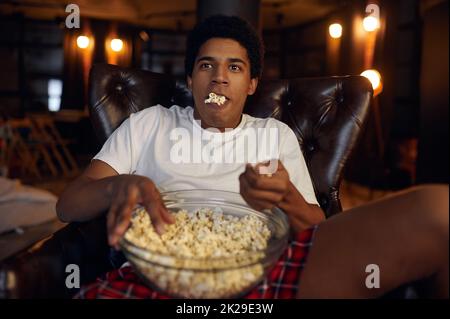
200, 63, 212, 70
229, 64, 241, 72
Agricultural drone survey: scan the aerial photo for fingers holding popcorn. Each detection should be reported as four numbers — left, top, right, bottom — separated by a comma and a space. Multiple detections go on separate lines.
107, 175, 175, 248
239, 161, 290, 211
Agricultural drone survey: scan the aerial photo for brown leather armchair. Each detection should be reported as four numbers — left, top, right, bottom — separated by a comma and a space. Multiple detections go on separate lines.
90, 64, 372, 215
0, 64, 372, 298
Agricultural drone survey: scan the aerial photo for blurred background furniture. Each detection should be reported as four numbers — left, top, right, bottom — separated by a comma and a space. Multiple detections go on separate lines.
0, 116, 79, 181
29, 114, 80, 177
0, 64, 372, 298
0, 176, 63, 263
1, 0, 447, 189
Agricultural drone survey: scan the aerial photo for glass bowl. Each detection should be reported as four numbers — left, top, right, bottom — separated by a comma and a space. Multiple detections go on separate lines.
119, 189, 289, 299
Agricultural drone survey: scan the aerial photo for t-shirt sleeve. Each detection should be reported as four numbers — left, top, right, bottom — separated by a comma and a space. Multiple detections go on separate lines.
93, 118, 134, 175
280, 126, 319, 206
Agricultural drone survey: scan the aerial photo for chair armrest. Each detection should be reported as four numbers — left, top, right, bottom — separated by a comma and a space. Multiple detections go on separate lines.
0, 215, 116, 298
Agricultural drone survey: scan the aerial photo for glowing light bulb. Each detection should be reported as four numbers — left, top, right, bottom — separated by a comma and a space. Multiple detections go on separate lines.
111, 38, 123, 52
363, 16, 380, 32
361, 69, 383, 96
329, 23, 342, 39
76, 35, 89, 49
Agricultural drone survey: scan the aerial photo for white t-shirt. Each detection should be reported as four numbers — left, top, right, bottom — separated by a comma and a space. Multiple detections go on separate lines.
94, 105, 319, 205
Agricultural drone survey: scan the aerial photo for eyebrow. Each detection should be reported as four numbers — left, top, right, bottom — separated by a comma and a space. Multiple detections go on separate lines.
196, 56, 247, 65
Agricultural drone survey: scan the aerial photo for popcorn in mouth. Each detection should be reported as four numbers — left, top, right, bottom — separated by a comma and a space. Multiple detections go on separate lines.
204, 92, 227, 106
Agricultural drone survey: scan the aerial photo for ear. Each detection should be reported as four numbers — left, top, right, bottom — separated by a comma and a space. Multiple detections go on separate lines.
247, 78, 259, 96
187, 76, 192, 90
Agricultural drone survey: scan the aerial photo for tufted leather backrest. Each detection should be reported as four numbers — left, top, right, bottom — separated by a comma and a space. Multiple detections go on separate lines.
89, 64, 372, 217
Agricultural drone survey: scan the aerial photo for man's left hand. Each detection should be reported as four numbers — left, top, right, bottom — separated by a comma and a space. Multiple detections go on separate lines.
239, 160, 289, 211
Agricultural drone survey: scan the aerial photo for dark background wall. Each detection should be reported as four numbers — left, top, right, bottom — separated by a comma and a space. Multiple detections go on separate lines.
0, 0, 447, 186
416, 0, 449, 184
0, 16, 64, 117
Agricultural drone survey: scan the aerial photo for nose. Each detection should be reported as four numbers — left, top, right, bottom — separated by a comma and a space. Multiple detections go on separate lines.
211, 65, 229, 85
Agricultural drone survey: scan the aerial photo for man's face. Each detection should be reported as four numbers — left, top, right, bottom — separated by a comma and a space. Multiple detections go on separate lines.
187, 38, 258, 131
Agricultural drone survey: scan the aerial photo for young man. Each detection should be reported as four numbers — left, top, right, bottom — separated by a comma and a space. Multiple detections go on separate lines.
57, 15, 324, 246
57, 16, 448, 298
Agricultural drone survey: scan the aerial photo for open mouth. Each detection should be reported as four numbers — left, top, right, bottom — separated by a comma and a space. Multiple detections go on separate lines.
204, 92, 229, 106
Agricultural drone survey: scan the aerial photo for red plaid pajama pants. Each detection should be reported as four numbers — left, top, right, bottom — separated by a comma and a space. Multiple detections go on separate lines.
76, 225, 318, 299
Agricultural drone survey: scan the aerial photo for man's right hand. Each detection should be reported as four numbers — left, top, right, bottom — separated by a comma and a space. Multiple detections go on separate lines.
56, 160, 175, 249
106, 175, 175, 249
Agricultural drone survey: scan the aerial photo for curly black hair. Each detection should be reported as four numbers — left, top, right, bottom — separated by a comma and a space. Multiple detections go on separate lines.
185, 15, 264, 79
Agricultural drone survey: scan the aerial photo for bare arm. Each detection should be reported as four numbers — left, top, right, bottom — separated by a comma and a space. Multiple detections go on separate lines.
56, 159, 175, 248
56, 160, 120, 222
278, 181, 325, 231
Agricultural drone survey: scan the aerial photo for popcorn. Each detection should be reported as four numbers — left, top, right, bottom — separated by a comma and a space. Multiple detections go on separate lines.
123, 207, 271, 298
204, 92, 226, 105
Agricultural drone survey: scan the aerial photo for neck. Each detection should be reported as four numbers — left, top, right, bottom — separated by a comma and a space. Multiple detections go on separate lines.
193, 110, 242, 132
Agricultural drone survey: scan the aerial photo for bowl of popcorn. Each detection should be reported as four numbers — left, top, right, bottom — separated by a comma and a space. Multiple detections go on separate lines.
119, 189, 290, 299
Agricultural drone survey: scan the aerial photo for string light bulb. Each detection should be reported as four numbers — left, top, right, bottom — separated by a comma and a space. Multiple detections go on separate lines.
361, 69, 383, 96
329, 23, 343, 39
363, 16, 380, 32
110, 38, 123, 52
76, 35, 90, 49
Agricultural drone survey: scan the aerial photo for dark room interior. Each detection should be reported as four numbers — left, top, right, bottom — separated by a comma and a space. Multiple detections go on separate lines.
0, 0, 448, 301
